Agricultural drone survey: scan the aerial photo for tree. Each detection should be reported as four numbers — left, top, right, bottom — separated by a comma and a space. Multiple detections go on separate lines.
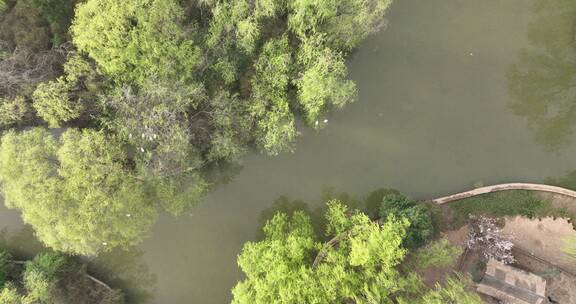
233, 198, 481, 303
296, 37, 357, 124
0, 96, 29, 127
0, 251, 125, 303
32, 78, 82, 127
289, 0, 393, 51
29, 0, 75, 26
378, 193, 435, 249
23, 252, 66, 303
399, 276, 483, 304
0, 283, 22, 304
0, 128, 157, 255
1, 0, 396, 257
206, 0, 285, 56
232, 199, 410, 303
71, 0, 200, 85
0, 251, 10, 289
250, 35, 296, 154
0, 42, 66, 98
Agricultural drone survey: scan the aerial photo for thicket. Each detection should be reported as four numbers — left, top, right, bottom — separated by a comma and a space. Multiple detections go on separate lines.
0, 251, 123, 303
232, 197, 480, 303
0, 0, 394, 254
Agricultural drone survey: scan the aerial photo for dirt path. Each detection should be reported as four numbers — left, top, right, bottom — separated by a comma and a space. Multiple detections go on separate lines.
431, 183, 576, 204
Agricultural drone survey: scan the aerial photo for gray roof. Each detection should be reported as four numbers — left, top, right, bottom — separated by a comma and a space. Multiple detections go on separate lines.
477, 259, 547, 304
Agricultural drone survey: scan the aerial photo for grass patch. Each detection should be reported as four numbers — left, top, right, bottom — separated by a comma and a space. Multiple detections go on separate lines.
449, 190, 573, 225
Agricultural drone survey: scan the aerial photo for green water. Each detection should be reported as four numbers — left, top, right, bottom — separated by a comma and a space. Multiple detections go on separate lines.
2, 0, 576, 303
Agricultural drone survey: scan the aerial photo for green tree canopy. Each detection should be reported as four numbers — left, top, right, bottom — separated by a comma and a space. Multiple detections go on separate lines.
232, 200, 410, 303
378, 193, 435, 249
289, 0, 393, 51
0, 0, 395, 255
0, 128, 157, 255
32, 78, 82, 128
71, 0, 200, 85
232, 199, 480, 303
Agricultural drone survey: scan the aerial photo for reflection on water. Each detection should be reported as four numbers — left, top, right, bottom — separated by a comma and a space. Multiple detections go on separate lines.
547, 169, 576, 190
0, 226, 156, 304
257, 188, 401, 241
257, 196, 324, 240
88, 247, 158, 304
7, 0, 576, 303
508, 0, 576, 149
0, 226, 46, 259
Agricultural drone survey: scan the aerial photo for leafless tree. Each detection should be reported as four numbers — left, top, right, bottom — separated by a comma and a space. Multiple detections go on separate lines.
467, 215, 515, 264
0, 41, 70, 97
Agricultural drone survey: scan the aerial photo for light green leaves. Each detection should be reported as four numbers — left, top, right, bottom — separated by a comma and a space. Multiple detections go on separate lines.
251, 36, 296, 155
0, 128, 157, 255
290, 0, 393, 51
296, 40, 357, 124
32, 79, 82, 128
413, 238, 462, 269
233, 200, 409, 304
0, 96, 29, 127
71, 0, 200, 85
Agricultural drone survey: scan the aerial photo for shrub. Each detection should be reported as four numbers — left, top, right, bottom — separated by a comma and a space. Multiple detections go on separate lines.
32, 78, 82, 127
0, 282, 22, 303
0, 96, 28, 127
23, 252, 66, 302
29, 0, 74, 26
379, 193, 435, 249
0, 251, 10, 289
413, 238, 462, 269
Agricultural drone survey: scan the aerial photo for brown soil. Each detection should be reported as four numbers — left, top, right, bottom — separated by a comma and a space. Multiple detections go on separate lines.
502, 216, 576, 274
514, 249, 576, 303
540, 192, 576, 216
417, 226, 470, 288
444, 224, 469, 246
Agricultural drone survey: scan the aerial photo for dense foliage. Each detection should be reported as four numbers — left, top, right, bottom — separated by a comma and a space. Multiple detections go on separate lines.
0, 128, 156, 255
0, 0, 394, 254
0, 251, 123, 303
378, 192, 435, 249
232, 199, 481, 304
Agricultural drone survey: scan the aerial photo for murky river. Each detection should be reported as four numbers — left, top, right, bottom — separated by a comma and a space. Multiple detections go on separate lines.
2, 0, 576, 303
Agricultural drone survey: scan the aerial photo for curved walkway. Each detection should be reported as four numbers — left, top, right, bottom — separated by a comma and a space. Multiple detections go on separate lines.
431, 183, 576, 205
313, 183, 576, 267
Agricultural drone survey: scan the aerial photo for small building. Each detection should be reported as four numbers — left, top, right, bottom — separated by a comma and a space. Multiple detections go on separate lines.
477, 259, 547, 304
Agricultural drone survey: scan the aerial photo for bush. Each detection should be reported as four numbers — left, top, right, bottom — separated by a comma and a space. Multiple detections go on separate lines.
32, 78, 82, 127
413, 238, 462, 269
0, 282, 22, 303
29, 0, 74, 26
0, 251, 10, 289
23, 252, 66, 302
379, 193, 435, 249
0, 96, 29, 127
